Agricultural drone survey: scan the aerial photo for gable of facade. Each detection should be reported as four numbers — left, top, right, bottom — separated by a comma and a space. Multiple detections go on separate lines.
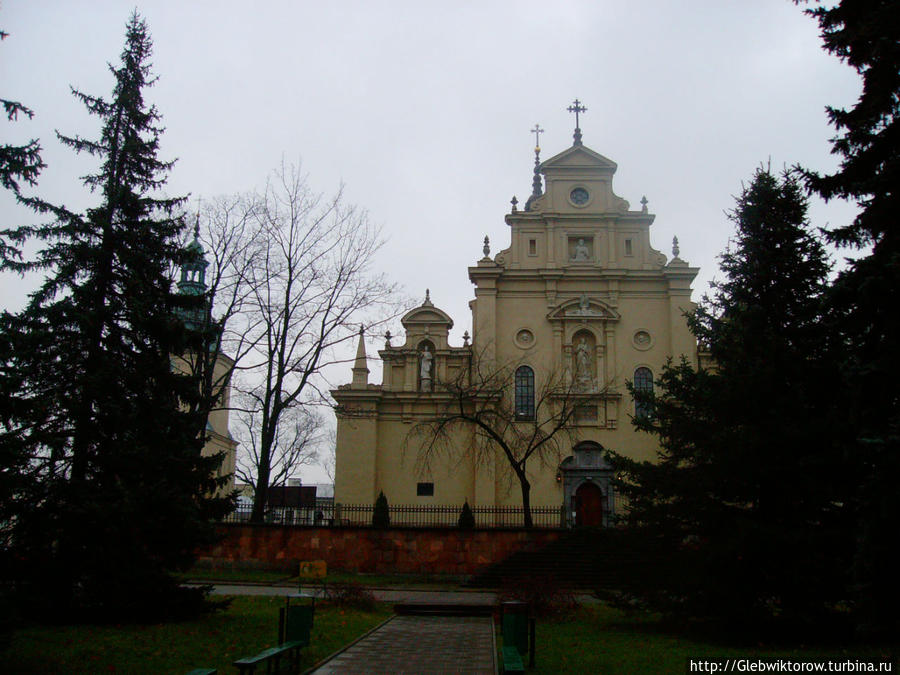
333, 130, 698, 526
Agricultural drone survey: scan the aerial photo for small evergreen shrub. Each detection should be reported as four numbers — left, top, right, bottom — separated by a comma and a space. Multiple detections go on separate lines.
500, 574, 579, 617
325, 581, 377, 610
372, 490, 390, 528
458, 500, 475, 529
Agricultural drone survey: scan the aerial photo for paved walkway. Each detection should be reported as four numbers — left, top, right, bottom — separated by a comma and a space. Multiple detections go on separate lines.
306, 615, 496, 675
204, 583, 498, 605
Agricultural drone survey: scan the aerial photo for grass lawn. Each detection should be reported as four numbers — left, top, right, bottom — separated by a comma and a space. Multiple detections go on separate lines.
3, 596, 391, 674
526, 605, 894, 674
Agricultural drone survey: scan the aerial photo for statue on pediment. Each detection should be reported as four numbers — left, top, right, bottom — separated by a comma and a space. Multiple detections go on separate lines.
567, 293, 601, 318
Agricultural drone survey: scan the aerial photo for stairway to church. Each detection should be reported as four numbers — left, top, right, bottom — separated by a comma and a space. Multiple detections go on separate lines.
465, 528, 654, 590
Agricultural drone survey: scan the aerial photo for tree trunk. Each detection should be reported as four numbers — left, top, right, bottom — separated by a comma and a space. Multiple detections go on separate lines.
249, 436, 273, 523
519, 474, 533, 529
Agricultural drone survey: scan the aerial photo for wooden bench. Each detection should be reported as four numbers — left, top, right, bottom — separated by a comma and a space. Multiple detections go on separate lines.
233, 604, 314, 674
185, 669, 217, 675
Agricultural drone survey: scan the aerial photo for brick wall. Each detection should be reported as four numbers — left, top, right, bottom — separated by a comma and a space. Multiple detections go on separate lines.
198, 524, 563, 576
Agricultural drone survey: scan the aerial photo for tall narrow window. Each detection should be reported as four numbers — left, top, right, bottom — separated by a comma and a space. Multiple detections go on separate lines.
624, 238, 633, 256
515, 366, 535, 420
633, 367, 654, 419
528, 239, 537, 256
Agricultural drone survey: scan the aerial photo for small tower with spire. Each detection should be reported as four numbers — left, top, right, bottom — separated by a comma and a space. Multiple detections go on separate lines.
351, 324, 369, 388
524, 123, 544, 212
177, 217, 211, 333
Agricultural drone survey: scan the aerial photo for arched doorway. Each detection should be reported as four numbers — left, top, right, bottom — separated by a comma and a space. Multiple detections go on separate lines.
560, 442, 614, 528
575, 481, 604, 526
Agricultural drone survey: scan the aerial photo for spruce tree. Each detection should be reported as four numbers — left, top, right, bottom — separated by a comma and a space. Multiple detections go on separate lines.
799, 0, 900, 637
606, 168, 849, 633
0, 26, 44, 556
0, 13, 230, 621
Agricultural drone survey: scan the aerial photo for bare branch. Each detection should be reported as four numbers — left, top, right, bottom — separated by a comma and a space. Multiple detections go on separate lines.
404, 346, 598, 528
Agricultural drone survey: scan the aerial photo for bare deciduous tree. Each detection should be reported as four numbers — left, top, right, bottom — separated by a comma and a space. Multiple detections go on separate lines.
407, 352, 591, 528
233, 389, 322, 492
231, 163, 398, 522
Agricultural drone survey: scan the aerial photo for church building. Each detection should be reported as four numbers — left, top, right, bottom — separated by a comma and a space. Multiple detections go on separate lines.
333, 105, 699, 526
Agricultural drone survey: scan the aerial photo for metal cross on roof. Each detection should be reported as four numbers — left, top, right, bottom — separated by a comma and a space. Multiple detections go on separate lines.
530, 123, 544, 150
567, 99, 588, 145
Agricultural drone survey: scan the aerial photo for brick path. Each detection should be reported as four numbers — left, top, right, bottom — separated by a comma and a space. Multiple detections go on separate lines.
306, 615, 496, 675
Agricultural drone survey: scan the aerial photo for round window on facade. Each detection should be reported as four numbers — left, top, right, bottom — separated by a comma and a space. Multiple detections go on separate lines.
632, 329, 654, 351
569, 187, 590, 206
514, 328, 536, 349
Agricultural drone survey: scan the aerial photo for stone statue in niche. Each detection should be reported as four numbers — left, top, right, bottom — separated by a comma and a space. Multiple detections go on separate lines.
574, 338, 593, 390
419, 345, 433, 391
572, 238, 591, 261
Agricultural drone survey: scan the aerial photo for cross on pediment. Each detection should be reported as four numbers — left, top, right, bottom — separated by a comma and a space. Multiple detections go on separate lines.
567, 99, 588, 145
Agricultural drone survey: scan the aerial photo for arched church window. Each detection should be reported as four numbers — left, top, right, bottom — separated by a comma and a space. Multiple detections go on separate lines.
633, 367, 654, 419
515, 366, 535, 420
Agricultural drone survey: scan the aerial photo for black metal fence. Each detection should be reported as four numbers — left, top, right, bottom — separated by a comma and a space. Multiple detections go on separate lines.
223, 499, 565, 529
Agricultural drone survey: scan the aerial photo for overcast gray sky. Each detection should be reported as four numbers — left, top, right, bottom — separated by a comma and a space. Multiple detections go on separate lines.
1, 1, 861, 482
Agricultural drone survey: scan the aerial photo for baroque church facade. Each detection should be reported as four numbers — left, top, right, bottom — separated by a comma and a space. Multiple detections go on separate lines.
333, 113, 698, 527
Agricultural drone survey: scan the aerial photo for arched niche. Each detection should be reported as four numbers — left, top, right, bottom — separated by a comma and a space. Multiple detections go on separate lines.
571, 329, 597, 392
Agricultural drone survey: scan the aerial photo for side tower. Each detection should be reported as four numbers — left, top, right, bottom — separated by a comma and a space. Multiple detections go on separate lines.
332, 293, 474, 505
173, 225, 237, 494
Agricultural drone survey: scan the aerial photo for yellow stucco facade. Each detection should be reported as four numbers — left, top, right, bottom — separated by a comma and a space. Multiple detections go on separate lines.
333, 137, 698, 526
172, 350, 237, 495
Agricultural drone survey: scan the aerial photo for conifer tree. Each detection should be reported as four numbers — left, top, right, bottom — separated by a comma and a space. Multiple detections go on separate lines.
0, 28, 44, 197
606, 168, 849, 633
0, 25, 45, 554
798, 0, 900, 636
372, 491, 390, 529
0, 13, 231, 620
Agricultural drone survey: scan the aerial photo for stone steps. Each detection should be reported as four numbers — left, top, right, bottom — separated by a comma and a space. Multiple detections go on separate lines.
466, 528, 655, 590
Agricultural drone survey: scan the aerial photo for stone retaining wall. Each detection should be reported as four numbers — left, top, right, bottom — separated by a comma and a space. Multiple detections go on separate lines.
198, 524, 563, 575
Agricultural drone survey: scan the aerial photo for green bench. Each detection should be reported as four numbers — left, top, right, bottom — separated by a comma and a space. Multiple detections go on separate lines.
502, 644, 525, 673
233, 604, 314, 674
501, 601, 534, 673
186, 670, 217, 675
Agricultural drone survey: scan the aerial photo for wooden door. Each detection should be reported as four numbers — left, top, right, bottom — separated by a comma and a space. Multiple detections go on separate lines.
575, 481, 604, 527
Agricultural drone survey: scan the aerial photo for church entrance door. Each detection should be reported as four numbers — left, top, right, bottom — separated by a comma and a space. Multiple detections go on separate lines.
575, 482, 604, 526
